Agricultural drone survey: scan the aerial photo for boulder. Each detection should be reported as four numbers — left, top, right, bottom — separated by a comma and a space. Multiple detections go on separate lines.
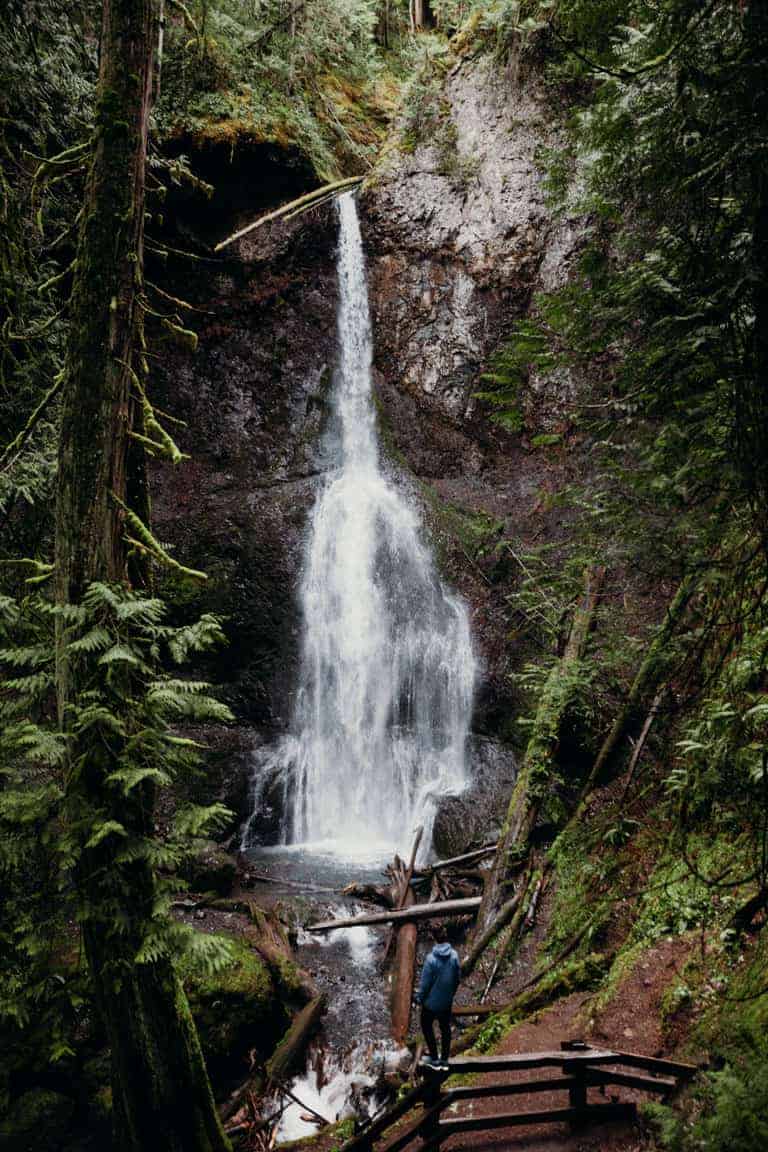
181, 937, 288, 1080
432, 736, 516, 858
185, 839, 237, 896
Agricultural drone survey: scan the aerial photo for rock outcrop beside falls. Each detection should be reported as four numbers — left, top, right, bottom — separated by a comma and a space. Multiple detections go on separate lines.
363, 53, 587, 738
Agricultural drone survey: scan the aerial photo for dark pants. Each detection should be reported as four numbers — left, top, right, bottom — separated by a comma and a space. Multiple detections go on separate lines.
421, 1006, 451, 1061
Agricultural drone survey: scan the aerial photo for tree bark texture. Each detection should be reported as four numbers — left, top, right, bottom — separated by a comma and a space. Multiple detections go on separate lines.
390, 884, 417, 1044
54, 2, 229, 1149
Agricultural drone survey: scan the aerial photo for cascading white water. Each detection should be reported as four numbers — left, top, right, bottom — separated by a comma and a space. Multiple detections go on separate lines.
243, 192, 476, 857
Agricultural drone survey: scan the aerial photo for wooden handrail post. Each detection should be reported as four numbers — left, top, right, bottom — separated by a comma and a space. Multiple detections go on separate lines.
561, 1043, 590, 1127
564, 1060, 588, 1127
421, 1073, 443, 1150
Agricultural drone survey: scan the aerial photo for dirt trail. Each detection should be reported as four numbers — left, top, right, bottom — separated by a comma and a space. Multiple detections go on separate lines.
436, 935, 694, 1152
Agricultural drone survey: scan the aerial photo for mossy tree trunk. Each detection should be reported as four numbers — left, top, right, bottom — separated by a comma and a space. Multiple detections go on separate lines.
578, 573, 695, 803
475, 567, 604, 937
54, 2, 229, 1150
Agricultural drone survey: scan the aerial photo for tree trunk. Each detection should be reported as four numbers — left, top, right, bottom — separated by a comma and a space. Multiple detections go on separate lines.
413, 0, 433, 29
475, 567, 604, 936
390, 884, 417, 1044
54, 2, 229, 1149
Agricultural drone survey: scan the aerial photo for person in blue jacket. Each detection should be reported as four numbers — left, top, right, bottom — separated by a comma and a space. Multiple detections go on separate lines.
414, 923, 461, 1071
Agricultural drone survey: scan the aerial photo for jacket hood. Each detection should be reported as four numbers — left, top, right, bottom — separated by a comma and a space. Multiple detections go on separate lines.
433, 943, 453, 959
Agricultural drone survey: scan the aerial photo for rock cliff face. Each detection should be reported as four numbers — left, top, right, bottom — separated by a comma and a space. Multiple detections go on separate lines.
363, 53, 585, 736
151, 58, 586, 838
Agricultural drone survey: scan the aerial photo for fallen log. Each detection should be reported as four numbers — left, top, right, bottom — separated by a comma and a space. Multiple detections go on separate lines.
214, 176, 363, 252
461, 885, 524, 980
306, 896, 481, 933
242, 870, 336, 894
266, 994, 327, 1087
480, 876, 536, 1001
620, 685, 666, 803
416, 844, 497, 875
340, 882, 397, 909
452, 952, 611, 1053
579, 574, 694, 802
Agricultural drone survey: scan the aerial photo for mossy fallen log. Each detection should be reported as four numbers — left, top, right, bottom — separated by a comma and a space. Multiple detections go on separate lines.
266, 994, 327, 1087
461, 885, 525, 980
453, 952, 611, 1054
579, 573, 695, 802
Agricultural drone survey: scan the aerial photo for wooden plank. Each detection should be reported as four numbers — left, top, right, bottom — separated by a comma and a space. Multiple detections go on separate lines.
439, 1102, 636, 1135
306, 896, 481, 933
609, 1049, 697, 1079
447, 1049, 617, 1074
446, 1076, 575, 1102
586, 1068, 678, 1095
340, 1082, 429, 1151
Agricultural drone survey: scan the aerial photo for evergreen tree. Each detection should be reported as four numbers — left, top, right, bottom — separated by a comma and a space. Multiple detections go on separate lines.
52, 1, 230, 1147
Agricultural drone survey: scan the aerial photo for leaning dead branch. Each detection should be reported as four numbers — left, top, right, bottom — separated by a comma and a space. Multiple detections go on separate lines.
214, 177, 363, 252
579, 574, 695, 801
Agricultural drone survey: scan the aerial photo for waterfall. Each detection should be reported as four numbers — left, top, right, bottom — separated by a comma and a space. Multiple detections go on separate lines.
244, 192, 476, 858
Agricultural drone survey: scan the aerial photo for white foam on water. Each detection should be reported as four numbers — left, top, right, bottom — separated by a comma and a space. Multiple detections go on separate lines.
276, 1042, 405, 1144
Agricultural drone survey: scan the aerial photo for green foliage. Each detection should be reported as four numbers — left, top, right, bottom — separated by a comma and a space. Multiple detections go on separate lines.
0, 4, 97, 546
156, 0, 394, 177
0, 581, 233, 1100
646, 1032, 768, 1152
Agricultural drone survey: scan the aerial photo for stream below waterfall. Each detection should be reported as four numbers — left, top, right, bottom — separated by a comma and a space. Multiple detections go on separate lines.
241, 191, 478, 1142
244, 845, 408, 1142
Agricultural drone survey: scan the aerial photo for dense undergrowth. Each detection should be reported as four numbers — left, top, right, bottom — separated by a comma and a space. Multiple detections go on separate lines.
435, 4, 768, 1147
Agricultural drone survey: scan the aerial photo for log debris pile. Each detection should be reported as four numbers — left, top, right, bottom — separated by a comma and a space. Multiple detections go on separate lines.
306, 836, 498, 1043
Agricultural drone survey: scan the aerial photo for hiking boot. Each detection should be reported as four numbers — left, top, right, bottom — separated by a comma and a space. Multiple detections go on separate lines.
438, 1061, 450, 1073
419, 1056, 441, 1071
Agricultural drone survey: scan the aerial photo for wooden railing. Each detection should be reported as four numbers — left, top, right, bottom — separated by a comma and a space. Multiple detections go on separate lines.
341, 1042, 695, 1152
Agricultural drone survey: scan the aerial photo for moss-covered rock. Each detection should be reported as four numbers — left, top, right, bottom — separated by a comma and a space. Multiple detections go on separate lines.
184, 839, 238, 895
182, 939, 288, 1080
1, 1088, 75, 1151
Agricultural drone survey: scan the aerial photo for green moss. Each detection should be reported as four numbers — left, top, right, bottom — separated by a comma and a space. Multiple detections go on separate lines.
184, 939, 272, 1001
181, 937, 286, 1073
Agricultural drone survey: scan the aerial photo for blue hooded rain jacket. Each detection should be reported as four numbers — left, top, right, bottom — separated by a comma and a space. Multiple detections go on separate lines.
415, 942, 461, 1013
